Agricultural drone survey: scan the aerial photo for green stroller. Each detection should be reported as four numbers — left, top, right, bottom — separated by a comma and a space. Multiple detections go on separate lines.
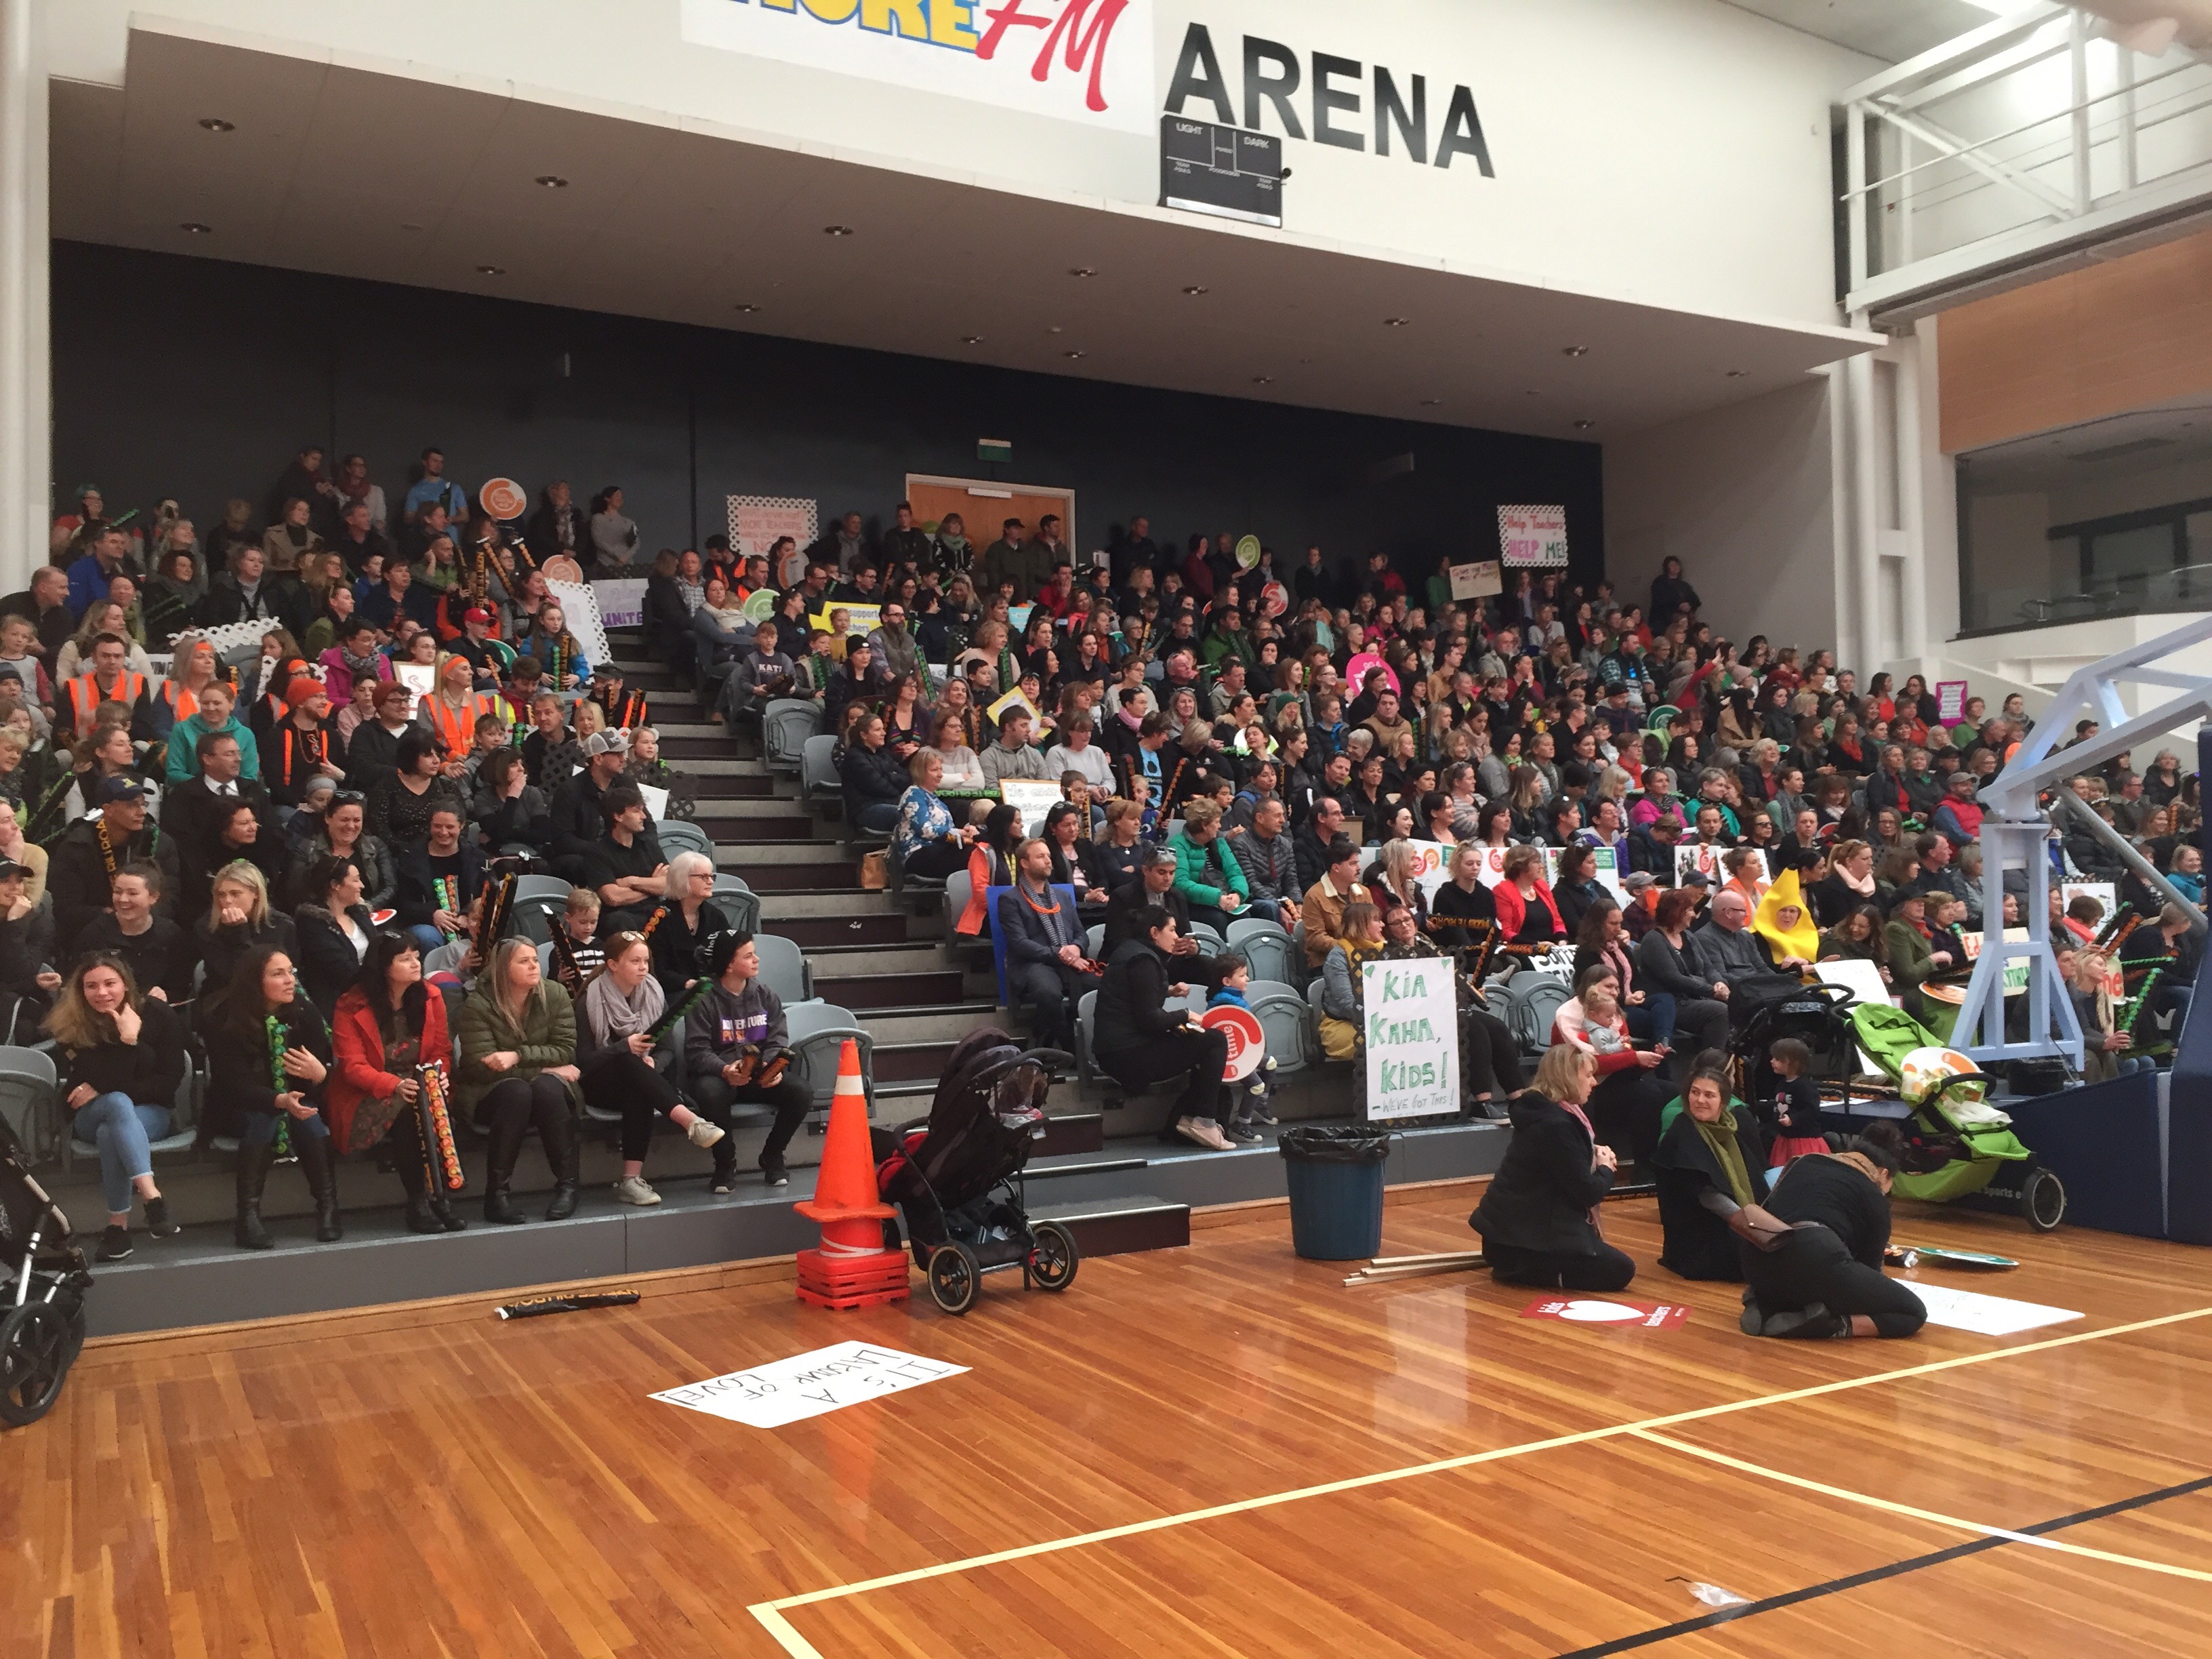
1839, 1004, 2067, 1231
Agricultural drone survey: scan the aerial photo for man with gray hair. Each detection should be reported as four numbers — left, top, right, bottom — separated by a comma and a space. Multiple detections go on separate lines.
1687, 887, 1798, 1025
1102, 844, 1196, 954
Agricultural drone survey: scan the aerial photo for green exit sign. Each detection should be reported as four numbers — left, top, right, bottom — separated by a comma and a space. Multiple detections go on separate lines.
977, 438, 1012, 464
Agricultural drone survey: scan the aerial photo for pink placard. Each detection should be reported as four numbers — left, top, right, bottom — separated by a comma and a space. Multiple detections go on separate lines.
1936, 680, 1969, 724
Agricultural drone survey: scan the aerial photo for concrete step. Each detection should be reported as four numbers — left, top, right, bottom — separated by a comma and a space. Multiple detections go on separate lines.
663, 735, 743, 760
1029, 1193, 1189, 1258
815, 970, 970, 1009
803, 941, 947, 972
672, 757, 773, 779
689, 813, 820, 842
685, 773, 777, 799
717, 840, 861, 865
777, 912, 911, 947
759, 892, 905, 920
721, 861, 858, 890
856, 1006, 1002, 1045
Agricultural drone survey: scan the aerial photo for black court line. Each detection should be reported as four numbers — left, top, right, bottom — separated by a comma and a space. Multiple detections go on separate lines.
1553, 1472, 2212, 1657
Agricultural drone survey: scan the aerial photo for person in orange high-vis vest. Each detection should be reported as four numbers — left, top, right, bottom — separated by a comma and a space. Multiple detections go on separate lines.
421, 653, 493, 760
62, 633, 155, 741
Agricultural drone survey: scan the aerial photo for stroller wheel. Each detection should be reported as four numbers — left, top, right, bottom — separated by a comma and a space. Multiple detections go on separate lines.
926, 1243, 981, 1316
2021, 1166, 2067, 1233
1027, 1222, 1080, 1293
0, 1303, 73, 1428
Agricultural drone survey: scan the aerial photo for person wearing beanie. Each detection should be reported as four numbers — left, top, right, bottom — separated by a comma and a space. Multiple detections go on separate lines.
266, 674, 346, 806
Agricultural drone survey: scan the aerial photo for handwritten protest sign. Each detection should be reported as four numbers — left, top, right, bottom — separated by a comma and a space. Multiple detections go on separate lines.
996, 777, 1061, 824
1363, 958, 1459, 1120
652, 1341, 966, 1429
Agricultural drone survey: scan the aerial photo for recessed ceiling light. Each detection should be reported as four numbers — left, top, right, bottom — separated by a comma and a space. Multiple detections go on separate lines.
179, 222, 212, 234
400, 222, 424, 232
197, 118, 234, 134
1047, 326, 1063, 335
1383, 316, 1410, 327
1573, 418, 1596, 430
960, 335, 982, 344
1563, 345, 1591, 357
1725, 368, 1748, 378
1063, 350, 1086, 359
1252, 375, 1275, 384
823, 224, 854, 237
1182, 285, 1208, 296
1420, 398, 1442, 407
1069, 266, 1097, 278
476, 264, 506, 276
733, 304, 760, 313
535, 174, 569, 189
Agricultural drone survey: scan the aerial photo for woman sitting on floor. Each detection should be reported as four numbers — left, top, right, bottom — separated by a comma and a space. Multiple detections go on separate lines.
1651, 1059, 1782, 1282
1469, 1044, 1635, 1293
1739, 1122, 1927, 1340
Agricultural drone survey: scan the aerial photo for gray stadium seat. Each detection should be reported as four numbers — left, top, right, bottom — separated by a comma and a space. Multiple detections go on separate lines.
764, 699, 824, 775
801, 734, 842, 813
712, 874, 762, 933
753, 933, 814, 1004
657, 817, 715, 861
1244, 983, 1315, 1075
782, 1002, 875, 1111
1233, 928, 1298, 987
0, 1046, 57, 1164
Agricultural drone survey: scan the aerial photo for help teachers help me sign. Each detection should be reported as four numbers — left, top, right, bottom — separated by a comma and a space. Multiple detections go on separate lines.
651, 1342, 966, 1429
1362, 959, 1460, 1121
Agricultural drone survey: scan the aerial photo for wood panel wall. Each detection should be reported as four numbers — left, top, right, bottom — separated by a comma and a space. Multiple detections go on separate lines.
1939, 226, 2212, 453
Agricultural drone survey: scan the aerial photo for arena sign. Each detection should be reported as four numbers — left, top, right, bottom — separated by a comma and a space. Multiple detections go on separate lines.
1162, 22, 1494, 176
679, 0, 1156, 134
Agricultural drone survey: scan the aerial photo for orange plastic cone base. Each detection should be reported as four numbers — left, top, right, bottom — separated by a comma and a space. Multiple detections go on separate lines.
795, 1246, 909, 1310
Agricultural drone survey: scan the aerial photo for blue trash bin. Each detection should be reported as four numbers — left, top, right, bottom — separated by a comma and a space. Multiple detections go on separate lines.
1279, 1124, 1391, 1260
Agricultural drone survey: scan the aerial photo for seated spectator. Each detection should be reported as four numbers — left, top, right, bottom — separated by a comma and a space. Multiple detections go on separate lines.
45, 954, 184, 1261
638, 852, 724, 1001
1931, 771, 1983, 847
395, 804, 482, 958
682, 930, 813, 1191
1093, 903, 1233, 1149
197, 859, 297, 996
840, 712, 908, 835
548, 730, 628, 882
291, 790, 396, 914
50, 779, 179, 955
1552, 967, 1668, 1171
578, 929, 726, 1208
585, 783, 666, 937
264, 676, 347, 807
729, 619, 798, 714
1044, 714, 1114, 792
1636, 886, 1733, 1057
997, 835, 1101, 1052
472, 747, 551, 855
1040, 800, 1103, 910
1167, 800, 1249, 933
981, 707, 1048, 788
366, 731, 468, 853
956, 802, 1024, 937
204, 943, 338, 1250
455, 936, 582, 1223
891, 750, 977, 882
72, 863, 192, 1003
518, 602, 589, 693
1550, 843, 1607, 938
163, 680, 258, 787
1230, 794, 1299, 928
328, 933, 468, 1235
1492, 845, 1565, 952
1317, 899, 1387, 1061
1085, 796, 1149, 897
1689, 888, 1801, 1023
1301, 836, 1372, 969
1882, 888, 1955, 1021
1470, 1044, 1635, 1292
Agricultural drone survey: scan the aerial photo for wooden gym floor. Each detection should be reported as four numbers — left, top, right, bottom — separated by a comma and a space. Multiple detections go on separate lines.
10, 1184, 2212, 1659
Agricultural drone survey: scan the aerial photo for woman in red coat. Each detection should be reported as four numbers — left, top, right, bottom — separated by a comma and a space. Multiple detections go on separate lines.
1491, 844, 1566, 951
329, 931, 467, 1235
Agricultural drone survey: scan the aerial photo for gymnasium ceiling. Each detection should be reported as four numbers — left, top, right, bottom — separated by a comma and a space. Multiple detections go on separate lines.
50, 25, 1878, 447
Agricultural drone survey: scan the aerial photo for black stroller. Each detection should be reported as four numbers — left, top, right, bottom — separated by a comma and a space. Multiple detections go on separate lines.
0, 1117, 91, 1427
872, 1027, 1079, 1315
1731, 981, 1861, 1120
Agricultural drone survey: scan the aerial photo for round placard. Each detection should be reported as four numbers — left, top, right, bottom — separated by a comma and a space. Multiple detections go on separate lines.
741, 588, 778, 622
1261, 579, 1288, 618
1200, 1005, 1265, 1080
539, 554, 584, 585
478, 477, 528, 521
1234, 534, 1261, 571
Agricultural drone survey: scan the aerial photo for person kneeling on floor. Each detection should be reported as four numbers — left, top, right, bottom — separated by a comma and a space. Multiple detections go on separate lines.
1739, 1122, 1927, 1340
1469, 1044, 1636, 1292
1650, 1059, 1782, 1282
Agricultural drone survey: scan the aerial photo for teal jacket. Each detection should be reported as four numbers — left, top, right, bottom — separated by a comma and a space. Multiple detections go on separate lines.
1168, 828, 1250, 911
165, 712, 260, 784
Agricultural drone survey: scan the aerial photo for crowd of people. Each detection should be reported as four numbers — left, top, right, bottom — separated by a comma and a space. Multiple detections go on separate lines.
7, 449, 2200, 1283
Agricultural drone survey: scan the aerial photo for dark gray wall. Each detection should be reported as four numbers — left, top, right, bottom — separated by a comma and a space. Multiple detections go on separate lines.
54, 241, 1603, 589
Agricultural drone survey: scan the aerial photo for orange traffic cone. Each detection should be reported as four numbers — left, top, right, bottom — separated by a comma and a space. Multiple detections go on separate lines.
794, 1038, 907, 1309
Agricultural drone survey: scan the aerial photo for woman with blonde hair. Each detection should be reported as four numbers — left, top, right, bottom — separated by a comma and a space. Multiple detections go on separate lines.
1317, 899, 1387, 1061
45, 954, 185, 1260
198, 858, 298, 991
455, 935, 581, 1225
1469, 1044, 1635, 1291
56, 601, 155, 684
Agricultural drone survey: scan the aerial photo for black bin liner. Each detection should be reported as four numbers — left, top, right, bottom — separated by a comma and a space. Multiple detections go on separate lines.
1277, 1124, 1391, 1165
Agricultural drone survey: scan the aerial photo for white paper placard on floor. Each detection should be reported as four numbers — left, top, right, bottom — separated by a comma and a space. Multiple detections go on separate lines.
651, 1341, 967, 1429
1903, 1280, 2083, 1337
638, 782, 670, 819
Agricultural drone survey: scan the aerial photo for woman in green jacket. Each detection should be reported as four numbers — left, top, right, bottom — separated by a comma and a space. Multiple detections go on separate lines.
1167, 799, 1250, 933
1881, 888, 1956, 1022
457, 935, 581, 1225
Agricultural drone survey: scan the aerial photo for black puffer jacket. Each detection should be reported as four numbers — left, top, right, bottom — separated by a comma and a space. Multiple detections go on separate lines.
1470, 1091, 1614, 1257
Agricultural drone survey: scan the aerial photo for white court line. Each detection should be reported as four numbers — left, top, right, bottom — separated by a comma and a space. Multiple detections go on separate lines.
747, 1302, 2212, 1657
1635, 1429, 2212, 1584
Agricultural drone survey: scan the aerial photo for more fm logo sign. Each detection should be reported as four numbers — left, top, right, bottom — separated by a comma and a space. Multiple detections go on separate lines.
680, 0, 1153, 133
